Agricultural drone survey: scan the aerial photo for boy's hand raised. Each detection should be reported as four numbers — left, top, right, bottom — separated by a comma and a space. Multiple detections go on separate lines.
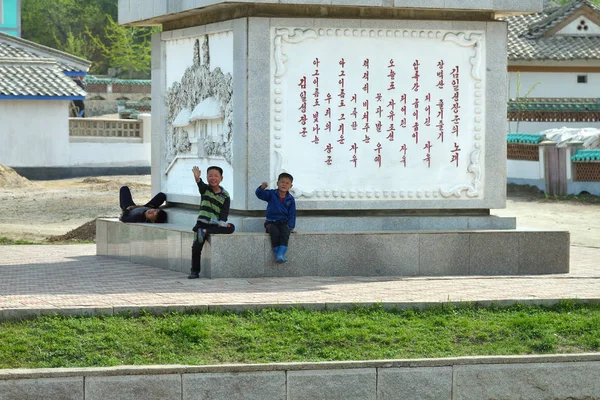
192, 166, 201, 182
259, 182, 268, 190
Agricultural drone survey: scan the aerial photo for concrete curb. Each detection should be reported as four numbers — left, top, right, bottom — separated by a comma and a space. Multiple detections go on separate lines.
2, 297, 600, 321
2, 353, 600, 379
2, 355, 600, 400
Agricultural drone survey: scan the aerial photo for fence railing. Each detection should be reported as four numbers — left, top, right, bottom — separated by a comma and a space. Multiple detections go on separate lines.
507, 143, 540, 161
69, 118, 142, 141
507, 98, 600, 122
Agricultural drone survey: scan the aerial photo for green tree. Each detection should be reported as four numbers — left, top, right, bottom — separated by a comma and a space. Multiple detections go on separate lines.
87, 15, 158, 78
21, 0, 157, 77
21, 0, 112, 59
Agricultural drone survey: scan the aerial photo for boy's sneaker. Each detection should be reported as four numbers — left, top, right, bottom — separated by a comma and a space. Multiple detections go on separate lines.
188, 272, 200, 279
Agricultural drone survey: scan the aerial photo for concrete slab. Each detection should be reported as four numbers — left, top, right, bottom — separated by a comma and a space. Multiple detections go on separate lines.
287, 369, 376, 400
0, 377, 83, 400
183, 371, 286, 400
85, 374, 182, 400
96, 219, 569, 278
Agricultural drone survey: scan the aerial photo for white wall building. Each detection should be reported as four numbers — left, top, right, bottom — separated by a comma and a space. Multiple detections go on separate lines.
0, 32, 152, 179
505, 0, 600, 133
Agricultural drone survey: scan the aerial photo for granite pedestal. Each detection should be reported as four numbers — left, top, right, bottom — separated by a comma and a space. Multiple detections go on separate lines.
96, 217, 569, 279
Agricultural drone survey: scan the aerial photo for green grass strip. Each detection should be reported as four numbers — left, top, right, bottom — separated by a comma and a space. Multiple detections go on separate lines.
1, 301, 599, 369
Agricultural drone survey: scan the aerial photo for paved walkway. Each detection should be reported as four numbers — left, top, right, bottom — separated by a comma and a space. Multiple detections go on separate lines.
0, 244, 599, 319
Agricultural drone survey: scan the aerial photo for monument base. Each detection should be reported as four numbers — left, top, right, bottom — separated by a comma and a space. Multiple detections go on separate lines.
163, 208, 517, 233
97, 215, 569, 279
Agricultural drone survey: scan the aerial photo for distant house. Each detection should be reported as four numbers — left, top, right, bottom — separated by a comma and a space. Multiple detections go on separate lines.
0, 0, 20, 37
0, 31, 91, 178
505, 0, 600, 133
505, 0, 600, 195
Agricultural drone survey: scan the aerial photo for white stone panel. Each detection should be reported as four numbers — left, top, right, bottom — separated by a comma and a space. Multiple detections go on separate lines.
271, 27, 486, 201
165, 157, 234, 197
164, 30, 235, 199
165, 31, 234, 87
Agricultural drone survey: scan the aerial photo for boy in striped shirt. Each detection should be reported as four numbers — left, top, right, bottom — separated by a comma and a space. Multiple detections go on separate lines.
188, 165, 235, 279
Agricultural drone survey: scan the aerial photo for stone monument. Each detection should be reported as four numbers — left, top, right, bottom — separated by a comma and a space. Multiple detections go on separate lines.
98, 0, 569, 278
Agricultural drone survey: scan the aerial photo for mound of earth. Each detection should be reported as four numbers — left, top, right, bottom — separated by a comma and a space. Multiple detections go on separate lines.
46, 219, 97, 243
0, 165, 31, 188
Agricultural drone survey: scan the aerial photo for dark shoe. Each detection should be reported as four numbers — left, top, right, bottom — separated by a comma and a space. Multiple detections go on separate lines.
188, 272, 200, 279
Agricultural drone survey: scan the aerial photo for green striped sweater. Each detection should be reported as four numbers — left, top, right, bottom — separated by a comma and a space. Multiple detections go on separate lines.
196, 179, 230, 222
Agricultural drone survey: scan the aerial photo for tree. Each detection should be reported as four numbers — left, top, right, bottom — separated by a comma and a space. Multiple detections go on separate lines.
87, 15, 158, 78
21, 0, 112, 59
21, 0, 158, 77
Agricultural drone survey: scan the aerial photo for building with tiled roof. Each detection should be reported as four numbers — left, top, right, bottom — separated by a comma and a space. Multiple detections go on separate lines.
505, 0, 600, 133
0, 31, 90, 99
0, 31, 91, 177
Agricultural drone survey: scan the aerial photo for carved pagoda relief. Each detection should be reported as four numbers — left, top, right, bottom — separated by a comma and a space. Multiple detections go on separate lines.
165, 36, 233, 173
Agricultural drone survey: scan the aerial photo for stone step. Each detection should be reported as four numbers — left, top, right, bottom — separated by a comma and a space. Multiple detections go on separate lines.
164, 207, 517, 233
97, 218, 569, 279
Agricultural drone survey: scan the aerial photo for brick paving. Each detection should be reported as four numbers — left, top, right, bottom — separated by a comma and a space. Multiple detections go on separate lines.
0, 244, 599, 319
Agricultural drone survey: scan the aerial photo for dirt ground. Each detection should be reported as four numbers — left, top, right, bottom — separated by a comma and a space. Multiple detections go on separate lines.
0, 166, 152, 243
0, 166, 598, 247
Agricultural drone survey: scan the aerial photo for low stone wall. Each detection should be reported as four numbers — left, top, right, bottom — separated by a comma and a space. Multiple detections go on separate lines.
1, 354, 599, 400
96, 218, 570, 278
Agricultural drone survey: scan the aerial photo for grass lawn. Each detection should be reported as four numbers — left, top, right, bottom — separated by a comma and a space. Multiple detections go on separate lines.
0, 301, 599, 369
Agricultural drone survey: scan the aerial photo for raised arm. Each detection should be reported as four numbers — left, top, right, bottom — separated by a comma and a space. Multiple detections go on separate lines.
192, 166, 209, 193
255, 181, 271, 201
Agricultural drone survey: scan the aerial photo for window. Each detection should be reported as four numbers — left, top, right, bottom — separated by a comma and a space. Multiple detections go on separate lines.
577, 75, 588, 84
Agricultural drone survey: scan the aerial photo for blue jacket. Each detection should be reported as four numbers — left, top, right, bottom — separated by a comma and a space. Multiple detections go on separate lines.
255, 187, 296, 229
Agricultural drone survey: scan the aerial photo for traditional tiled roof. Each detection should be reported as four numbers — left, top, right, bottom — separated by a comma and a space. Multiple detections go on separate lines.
0, 60, 86, 98
0, 32, 90, 72
571, 149, 600, 161
0, 32, 90, 99
85, 76, 151, 85
508, 97, 600, 112
505, 0, 600, 61
507, 133, 546, 144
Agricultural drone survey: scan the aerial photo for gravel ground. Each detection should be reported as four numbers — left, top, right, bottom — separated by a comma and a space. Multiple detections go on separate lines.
0, 169, 151, 242
0, 167, 598, 247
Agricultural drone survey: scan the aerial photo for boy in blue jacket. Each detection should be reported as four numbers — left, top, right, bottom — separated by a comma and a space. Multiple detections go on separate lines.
255, 172, 296, 263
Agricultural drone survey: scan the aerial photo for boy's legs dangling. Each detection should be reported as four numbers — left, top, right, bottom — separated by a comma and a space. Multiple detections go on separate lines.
189, 232, 205, 279
274, 221, 291, 263
189, 221, 236, 279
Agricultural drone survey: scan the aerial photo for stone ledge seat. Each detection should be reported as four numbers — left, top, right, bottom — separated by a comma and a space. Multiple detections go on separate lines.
97, 218, 569, 279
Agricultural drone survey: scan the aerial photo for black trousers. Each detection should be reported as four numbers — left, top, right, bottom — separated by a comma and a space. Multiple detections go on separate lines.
191, 221, 236, 274
119, 186, 166, 210
265, 220, 291, 248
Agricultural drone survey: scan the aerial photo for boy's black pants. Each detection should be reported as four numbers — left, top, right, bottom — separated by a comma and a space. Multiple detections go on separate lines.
191, 221, 235, 274
119, 186, 166, 210
265, 220, 291, 248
